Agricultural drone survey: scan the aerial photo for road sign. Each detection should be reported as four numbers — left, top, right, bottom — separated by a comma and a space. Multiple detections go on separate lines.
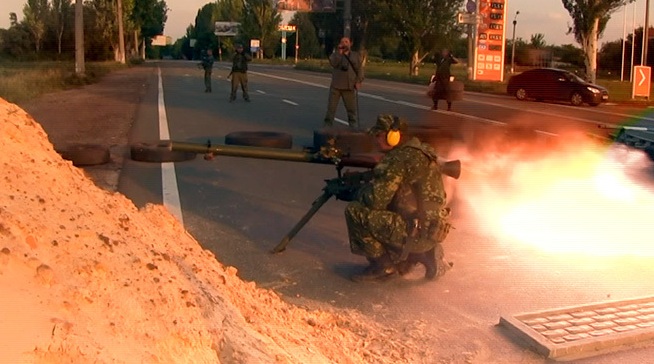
279, 25, 297, 32
632, 65, 651, 98
250, 39, 260, 54
215, 21, 239, 36
473, 0, 507, 82
466, 0, 476, 13
457, 12, 478, 24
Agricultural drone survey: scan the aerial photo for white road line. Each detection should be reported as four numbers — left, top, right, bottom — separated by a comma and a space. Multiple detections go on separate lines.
157, 68, 185, 226
249, 69, 654, 125
282, 99, 298, 106
257, 90, 266, 94
158, 68, 170, 140
334, 118, 349, 125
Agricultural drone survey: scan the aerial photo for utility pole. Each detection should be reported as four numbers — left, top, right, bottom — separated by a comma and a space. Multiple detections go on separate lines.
644, 0, 651, 66
511, 11, 519, 74
74, 0, 84, 75
631, 1, 636, 81
621, 3, 627, 81
295, 28, 299, 64
343, 0, 351, 38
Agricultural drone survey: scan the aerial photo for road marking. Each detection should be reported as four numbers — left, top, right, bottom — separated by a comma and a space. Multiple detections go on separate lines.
250, 69, 654, 124
158, 68, 170, 140
282, 99, 298, 106
157, 67, 185, 226
247, 71, 510, 128
335, 118, 348, 125
257, 90, 266, 94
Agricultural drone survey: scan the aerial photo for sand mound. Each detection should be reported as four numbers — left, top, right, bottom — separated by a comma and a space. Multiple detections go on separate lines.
0, 98, 428, 363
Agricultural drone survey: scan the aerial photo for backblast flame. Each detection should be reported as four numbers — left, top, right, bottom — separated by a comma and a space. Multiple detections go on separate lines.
457, 137, 654, 257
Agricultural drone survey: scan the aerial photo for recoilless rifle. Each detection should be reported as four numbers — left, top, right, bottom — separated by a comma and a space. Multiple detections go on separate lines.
166, 139, 461, 253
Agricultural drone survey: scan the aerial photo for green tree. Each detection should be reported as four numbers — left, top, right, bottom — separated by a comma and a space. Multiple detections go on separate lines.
86, 0, 117, 60
214, 0, 244, 56
0, 24, 33, 58
50, 0, 73, 55
240, 0, 281, 58
130, 0, 168, 59
562, 0, 634, 82
23, 0, 49, 53
530, 33, 547, 48
554, 43, 586, 68
289, 11, 320, 59
10, 12, 19, 27
193, 3, 218, 59
377, 0, 463, 75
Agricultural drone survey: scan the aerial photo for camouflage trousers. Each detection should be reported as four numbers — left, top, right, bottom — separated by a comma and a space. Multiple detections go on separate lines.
204, 69, 212, 91
344, 201, 408, 260
230, 72, 249, 101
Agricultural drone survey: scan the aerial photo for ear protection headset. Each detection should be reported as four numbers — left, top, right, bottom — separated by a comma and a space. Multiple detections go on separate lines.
385, 117, 402, 147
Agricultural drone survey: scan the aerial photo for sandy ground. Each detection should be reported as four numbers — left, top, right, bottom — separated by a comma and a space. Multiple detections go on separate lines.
0, 67, 432, 363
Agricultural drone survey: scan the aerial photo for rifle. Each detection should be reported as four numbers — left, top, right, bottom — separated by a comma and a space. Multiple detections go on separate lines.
165, 140, 461, 253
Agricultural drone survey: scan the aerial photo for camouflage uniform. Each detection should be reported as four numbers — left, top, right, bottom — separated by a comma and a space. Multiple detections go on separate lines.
200, 50, 214, 92
230, 45, 252, 102
345, 115, 451, 280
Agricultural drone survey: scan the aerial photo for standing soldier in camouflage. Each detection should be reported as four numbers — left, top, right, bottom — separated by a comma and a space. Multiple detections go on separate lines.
230, 43, 252, 102
344, 114, 453, 282
200, 49, 215, 93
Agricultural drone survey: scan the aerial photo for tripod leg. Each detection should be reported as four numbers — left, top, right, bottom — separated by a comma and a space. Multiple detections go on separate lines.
271, 191, 333, 253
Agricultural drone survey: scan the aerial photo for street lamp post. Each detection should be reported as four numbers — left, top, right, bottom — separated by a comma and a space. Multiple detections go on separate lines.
511, 11, 519, 74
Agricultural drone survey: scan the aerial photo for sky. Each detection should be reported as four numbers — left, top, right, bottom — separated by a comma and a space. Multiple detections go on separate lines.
0, 0, 649, 47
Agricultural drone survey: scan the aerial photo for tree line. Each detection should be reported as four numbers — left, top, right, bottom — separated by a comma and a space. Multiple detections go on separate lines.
0, 0, 648, 82
0, 0, 167, 61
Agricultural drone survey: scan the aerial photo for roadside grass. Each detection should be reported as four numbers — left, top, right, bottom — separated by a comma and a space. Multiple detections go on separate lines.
294, 59, 653, 105
0, 61, 128, 104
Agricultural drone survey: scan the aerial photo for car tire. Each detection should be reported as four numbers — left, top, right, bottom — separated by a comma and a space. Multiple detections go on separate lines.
224, 131, 293, 149
130, 142, 197, 163
57, 143, 111, 166
570, 92, 584, 106
313, 127, 377, 154
515, 88, 528, 101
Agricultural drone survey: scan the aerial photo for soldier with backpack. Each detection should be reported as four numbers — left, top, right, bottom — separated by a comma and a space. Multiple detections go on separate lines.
345, 114, 454, 282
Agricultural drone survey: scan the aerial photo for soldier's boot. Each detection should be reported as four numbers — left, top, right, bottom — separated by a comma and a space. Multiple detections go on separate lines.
419, 248, 452, 280
396, 254, 420, 276
351, 254, 397, 282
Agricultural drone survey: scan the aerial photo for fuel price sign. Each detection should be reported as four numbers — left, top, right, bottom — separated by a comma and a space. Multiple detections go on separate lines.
474, 0, 507, 82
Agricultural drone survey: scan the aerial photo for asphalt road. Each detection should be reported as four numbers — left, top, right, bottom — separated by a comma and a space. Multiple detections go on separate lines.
119, 61, 654, 363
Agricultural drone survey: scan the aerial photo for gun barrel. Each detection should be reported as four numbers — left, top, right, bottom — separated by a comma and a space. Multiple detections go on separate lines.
168, 141, 331, 164
166, 141, 461, 179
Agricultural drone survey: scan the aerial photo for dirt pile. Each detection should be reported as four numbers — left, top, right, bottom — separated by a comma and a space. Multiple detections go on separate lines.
0, 98, 428, 363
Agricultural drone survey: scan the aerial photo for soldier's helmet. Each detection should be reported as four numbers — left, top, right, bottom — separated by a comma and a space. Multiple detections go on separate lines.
368, 114, 409, 147
367, 114, 408, 135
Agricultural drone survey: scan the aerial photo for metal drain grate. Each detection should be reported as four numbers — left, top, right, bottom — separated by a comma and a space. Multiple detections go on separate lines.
499, 296, 654, 361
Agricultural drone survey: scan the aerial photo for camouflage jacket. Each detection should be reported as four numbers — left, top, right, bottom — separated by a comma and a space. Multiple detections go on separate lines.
361, 137, 447, 223
201, 53, 214, 70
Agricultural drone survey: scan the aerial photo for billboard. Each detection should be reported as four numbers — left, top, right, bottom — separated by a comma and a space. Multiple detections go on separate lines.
151, 35, 171, 46
215, 22, 240, 36
275, 0, 335, 12
473, 0, 507, 82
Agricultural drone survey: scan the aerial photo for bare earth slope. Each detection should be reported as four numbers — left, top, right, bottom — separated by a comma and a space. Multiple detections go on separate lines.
0, 67, 429, 363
